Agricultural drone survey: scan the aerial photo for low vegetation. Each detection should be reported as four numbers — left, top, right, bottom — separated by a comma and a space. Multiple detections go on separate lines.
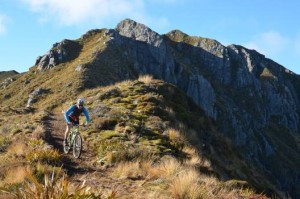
0, 75, 269, 198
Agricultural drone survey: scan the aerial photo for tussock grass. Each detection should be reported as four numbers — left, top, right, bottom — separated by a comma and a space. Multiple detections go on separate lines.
25, 148, 62, 165
111, 153, 261, 199
2, 166, 29, 185
112, 161, 150, 179
169, 169, 206, 199
7, 141, 27, 156
27, 138, 44, 148
182, 145, 202, 167
31, 125, 46, 140
25, 138, 62, 165
97, 138, 156, 165
150, 157, 184, 179
138, 75, 153, 85
166, 128, 187, 150
0, 167, 105, 198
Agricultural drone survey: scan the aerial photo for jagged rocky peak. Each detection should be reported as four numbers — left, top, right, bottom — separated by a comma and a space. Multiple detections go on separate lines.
228, 44, 266, 62
115, 18, 163, 47
228, 44, 296, 80
227, 44, 266, 75
35, 39, 82, 71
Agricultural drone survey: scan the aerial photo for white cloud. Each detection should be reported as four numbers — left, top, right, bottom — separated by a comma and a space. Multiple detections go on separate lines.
0, 15, 6, 35
243, 31, 290, 56
20, 0, 164, 27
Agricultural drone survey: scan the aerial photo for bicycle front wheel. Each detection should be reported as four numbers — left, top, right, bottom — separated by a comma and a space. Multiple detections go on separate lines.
73, 134, 82, 159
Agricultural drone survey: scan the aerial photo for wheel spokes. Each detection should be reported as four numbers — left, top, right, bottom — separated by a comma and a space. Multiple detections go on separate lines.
73, 134, 82, 158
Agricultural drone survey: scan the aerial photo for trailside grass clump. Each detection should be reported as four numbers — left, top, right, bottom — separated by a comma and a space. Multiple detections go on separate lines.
138, 75, 153, 85
0, 167, 105, 199
25, 139, 62, 166
112, 156, 262, 199
96, 137, 157, 165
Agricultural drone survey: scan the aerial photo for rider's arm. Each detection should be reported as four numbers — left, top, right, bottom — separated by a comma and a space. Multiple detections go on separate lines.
82, 107, 90, 124
64, 105, 75, 123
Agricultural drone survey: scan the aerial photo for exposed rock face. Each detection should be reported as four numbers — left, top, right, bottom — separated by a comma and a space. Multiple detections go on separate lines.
116, 18, 164, 48
26, 88, 47, 108
187, 75, 216, 118
35, 39, 82, 71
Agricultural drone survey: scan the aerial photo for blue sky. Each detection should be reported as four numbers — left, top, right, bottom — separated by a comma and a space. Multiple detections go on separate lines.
1, 0, 300, 74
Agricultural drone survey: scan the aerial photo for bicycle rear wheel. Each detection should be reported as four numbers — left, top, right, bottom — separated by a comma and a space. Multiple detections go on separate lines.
73, 134, 82, 158
63, 137, 71, 154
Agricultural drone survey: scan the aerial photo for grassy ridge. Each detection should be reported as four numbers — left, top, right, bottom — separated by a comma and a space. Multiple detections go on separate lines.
0, 76, 268, 198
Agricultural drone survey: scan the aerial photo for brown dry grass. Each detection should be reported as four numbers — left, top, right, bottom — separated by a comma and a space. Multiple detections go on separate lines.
110, 151, 261, 199
166, 128, 187, 150
182, 145, 202, 166
2, 165, 29, 184
112, 161, 149, 179
31, 125, 46, 140
138, 75, 153, 85
150, 157, 184, 179
7, 141, 27, 156
169, 169, 206, 199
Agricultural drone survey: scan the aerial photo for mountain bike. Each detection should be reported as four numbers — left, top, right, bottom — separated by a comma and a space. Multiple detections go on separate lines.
63, 124, 83, 159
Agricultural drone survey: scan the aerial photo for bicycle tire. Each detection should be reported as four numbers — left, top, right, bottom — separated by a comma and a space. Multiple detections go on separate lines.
63, 137, 71, 154
73, 134, 82, 158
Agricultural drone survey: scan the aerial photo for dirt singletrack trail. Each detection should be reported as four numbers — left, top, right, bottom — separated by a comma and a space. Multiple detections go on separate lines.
46, 112, 99, 175
45, 112, 151, 198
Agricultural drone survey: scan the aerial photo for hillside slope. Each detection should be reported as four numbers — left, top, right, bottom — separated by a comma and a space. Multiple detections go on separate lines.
1, 18, 300, 198
0, 77, 268, 198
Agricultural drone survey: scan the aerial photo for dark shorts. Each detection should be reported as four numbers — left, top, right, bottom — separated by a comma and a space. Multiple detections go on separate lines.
68, 116, 79, 125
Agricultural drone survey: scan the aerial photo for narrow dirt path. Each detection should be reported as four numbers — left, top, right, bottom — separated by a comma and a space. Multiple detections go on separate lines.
45, 112, 153, 198
45, 113, 97, 175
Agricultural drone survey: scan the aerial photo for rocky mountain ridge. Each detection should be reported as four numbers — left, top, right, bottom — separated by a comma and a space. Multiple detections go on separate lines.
1, 18, 300, 198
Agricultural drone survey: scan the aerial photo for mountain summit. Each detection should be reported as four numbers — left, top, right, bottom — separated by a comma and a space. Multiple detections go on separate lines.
1, 19, 300, 198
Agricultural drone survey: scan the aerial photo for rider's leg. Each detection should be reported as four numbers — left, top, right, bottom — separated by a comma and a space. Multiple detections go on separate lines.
64, 124, 71, 141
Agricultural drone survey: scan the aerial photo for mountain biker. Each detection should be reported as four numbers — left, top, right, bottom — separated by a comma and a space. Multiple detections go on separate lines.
64, 98, 90, 145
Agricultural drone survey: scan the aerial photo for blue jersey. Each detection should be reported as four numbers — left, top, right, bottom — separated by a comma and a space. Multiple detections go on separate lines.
64, 105, 90, 123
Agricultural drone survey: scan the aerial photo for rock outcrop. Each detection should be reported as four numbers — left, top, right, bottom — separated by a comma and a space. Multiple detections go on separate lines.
35, 39, 82, 71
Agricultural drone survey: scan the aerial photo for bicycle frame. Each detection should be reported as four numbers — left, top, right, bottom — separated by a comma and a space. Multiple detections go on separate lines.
69, 125, 79, 143
63, 124, 83, 158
